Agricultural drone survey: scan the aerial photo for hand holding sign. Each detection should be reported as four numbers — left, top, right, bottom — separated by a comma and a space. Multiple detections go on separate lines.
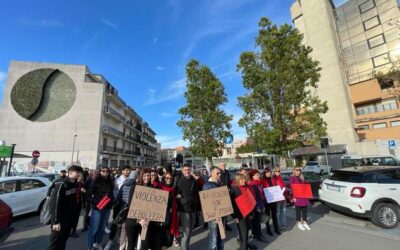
199, 186, 234, 239
235, 189, 256, 218
128, 185, 169, 240
263, 186, 285, 203
291, 184, 313, 199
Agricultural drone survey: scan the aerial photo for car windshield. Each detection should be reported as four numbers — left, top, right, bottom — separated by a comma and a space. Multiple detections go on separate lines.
306, 162, 319, 166
303, 172, 321, 181
329, 171, 364, 183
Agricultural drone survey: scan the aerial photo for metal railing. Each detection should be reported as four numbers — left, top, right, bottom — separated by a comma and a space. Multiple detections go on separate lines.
102, 125, 124, 137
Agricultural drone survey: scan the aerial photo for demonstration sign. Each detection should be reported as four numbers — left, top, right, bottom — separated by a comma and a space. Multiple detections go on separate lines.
127, 185, 169, 240
199, 186, 233, 239
291, 183, 313, 199
263, 186, 285, 203
235, 188, 256, 218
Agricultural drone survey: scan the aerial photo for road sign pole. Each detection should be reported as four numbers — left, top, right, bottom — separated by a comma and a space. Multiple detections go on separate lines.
7, 144, 16, 177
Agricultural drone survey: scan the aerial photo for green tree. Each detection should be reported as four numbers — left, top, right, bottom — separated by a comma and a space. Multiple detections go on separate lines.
237, 17, 328, 165
177, 59, 233, 164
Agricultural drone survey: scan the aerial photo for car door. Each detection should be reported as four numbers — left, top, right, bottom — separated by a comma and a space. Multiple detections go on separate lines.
19, 179, 47, 214
375, 170, 400, 203
0, 180, 19, 215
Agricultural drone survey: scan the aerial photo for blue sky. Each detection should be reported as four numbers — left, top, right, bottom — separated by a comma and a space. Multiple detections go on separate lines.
0, 0, 294, 148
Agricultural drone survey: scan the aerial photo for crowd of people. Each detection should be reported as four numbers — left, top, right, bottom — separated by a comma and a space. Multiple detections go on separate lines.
46, 163, 311, 250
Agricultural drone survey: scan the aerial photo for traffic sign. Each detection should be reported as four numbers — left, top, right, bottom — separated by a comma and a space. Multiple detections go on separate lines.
0, 146, 12, 158
388, 140, 396, 149
32, 150, 40, 158
224, 135, 233, 144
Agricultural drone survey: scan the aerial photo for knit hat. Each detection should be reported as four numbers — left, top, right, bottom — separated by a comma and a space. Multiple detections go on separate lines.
248, 169, 259, 179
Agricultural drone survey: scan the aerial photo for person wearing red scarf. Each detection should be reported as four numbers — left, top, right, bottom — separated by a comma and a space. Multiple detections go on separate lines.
261, 168, 281, 236
160, 172, 179, 250
248, 169, 269, 244
272, 167, 288, 229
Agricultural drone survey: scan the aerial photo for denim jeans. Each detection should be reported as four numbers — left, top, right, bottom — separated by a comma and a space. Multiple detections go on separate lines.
207, 220, 224, 250
87, 208, 111, 249
179, 212, 195, 250
277, 201, 287, 226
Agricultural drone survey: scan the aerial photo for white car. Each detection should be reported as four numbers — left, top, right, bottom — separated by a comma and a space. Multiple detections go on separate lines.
303, 161, 332, 175
319, 166, 400, 229
0, 176, 51, 216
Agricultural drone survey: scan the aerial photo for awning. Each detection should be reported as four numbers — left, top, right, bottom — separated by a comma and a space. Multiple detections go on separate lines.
291, 144, 347, 157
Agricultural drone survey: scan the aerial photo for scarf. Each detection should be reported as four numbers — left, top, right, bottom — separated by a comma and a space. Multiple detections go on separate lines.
161, 184, 179, 238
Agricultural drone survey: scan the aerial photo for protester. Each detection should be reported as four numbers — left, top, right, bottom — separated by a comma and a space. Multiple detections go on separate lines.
82, 169, 98, 232
248, 169, 269, 243
231, 173, 257, 250
193, 170, 205, 229
125, 169, 157, 250
47, 165, 83, 250
203, 166, 225, 250
261, 168, 281, 236
201, 168, 209, 181
218, 162, 232, 231
160, 172, 179, 250
70, 174, 85, 238
272, 167, 288, 230
104, 166, 132, 250
151, 169, 162, 188
87, 167, 114, 250
290, 167, 311, 231
175, 164, 200, 250
46, 169, 67, 197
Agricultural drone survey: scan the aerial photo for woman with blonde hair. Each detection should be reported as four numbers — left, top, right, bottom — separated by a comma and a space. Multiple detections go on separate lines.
272, 167, 288, 230
290, 167, 311, 231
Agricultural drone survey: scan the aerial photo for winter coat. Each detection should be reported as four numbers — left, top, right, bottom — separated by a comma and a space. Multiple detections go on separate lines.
290, 176, 310, 207
87, 176, 114, 210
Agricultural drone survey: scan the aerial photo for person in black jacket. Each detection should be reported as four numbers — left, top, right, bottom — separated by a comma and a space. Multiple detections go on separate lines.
47, 165, 82, 250
87, 167, 114, 250
218, 162, 232, 231
175, 164, 200, 250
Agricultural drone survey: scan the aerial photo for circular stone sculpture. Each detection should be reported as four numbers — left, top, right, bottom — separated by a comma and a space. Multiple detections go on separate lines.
11, 68, 77, 122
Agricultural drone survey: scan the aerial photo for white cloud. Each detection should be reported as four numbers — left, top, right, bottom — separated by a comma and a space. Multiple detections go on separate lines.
156, 66, 165, 71
19, 18, 63, 27
156, 135, 188, 149
144, 78, 186, 106
101, 17, 118, 30
160, 112, 175, 118
153, 37, 158, 44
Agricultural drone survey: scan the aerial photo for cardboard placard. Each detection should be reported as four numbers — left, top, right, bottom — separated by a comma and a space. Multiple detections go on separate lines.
127, 185, 169, 240
199, 186, 233, 239
291, 183, 313, 199
235, 188, 256, 218
263, 186, 285, 203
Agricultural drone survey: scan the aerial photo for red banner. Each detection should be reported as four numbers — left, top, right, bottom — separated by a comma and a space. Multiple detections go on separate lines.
291, 184, 313, 199
235, 189, 256, 218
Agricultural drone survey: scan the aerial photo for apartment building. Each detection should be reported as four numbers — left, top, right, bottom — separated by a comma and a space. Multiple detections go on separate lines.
291, 0, 400, 156
0, 61, 157, 170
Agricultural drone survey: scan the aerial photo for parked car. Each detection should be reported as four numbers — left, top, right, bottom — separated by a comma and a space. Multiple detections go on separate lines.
303, 161, 332, 175
319, 166, 400, 229
281, 169, 323, 204
341, 155, 400, 167
0, 177, 51, 217
0, 198, 12, 238
30, 173, 60, 182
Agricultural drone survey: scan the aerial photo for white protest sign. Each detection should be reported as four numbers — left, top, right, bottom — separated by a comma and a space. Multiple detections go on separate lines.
263, 186, 285, 203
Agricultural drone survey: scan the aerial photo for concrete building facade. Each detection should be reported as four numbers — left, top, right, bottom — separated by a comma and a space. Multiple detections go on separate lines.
0, 61, 157, 171
291, 0, 400, 157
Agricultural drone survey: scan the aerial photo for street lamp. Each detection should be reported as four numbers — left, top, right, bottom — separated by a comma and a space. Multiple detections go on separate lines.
71, 133, 77, 164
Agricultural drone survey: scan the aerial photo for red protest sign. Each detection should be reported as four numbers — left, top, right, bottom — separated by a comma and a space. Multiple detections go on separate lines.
235, 189, 256, 218
291, 183, 313, 199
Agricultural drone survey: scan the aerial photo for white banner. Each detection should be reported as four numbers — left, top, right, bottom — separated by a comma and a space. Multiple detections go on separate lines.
263, 186, 285, 203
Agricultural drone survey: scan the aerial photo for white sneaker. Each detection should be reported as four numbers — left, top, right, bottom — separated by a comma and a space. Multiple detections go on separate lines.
104, 225, 110, 234
303, 222, 311, 231
297, 222, 305, 231
104, 240, 112, 250
94, 243, 103, 250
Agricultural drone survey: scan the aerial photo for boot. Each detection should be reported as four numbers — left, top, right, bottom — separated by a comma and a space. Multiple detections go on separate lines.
266, 223, 273, 236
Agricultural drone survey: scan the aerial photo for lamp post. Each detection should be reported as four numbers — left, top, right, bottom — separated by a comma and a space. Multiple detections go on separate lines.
71, 133, 77, 164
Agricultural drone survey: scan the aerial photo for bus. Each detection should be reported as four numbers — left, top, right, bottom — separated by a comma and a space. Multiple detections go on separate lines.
341, 155, 400, 167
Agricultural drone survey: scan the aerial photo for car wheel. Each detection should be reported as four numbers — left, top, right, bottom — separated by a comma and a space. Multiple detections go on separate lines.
371, 203, 400, 229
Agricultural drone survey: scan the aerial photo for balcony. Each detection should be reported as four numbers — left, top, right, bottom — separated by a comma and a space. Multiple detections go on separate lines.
125, 150, 141, 156
101, 145, 123, 154
102, 125, 124, 138
125, 120, 143, 133
104, 107, 126, 122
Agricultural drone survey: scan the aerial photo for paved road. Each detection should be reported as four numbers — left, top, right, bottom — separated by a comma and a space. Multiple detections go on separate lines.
1, 202, 399, 250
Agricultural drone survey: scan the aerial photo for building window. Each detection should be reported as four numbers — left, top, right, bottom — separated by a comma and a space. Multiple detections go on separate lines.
358, 125, 370, 130
376, 98, 398, 112
363, 16, 380, 31
113, 141, 117, 152
103, 138, 107, 151
359, 0, 375, 14
372, 122, 387, 129
367, 34, 385, 49
355, 99, 398, 115
356, 103, 376, 115
372, 53, 390, 67
391, 120, 400, 127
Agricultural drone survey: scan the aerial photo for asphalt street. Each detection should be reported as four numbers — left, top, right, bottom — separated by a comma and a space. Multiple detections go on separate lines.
1, 202, 399, 250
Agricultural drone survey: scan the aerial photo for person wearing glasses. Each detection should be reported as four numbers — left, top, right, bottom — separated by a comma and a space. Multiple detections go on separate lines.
175, 164, 200, 250
87, 167, 114, 250
261, 168, 281, 236
272, 167, 288, 230
290, 167, 311, 231
160, 172, 180, 249
203, 166, 225, 250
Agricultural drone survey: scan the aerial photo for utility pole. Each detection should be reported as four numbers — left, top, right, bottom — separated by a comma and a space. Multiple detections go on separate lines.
7, 144, 16, 177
